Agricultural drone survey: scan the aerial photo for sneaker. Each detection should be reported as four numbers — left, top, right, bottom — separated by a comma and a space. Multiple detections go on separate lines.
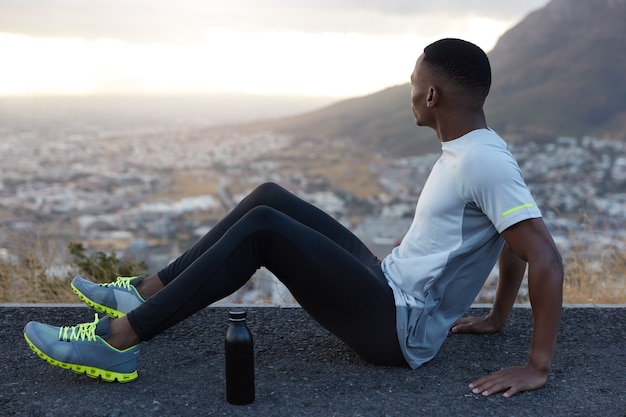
71, 275, 145, 318
23, 314, 140, 383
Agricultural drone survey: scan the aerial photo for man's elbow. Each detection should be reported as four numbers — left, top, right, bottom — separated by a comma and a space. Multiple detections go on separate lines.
529, 247, 564, 290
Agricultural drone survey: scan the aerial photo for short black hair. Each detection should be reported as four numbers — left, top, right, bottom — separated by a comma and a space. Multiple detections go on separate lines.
423, 38, 491, 98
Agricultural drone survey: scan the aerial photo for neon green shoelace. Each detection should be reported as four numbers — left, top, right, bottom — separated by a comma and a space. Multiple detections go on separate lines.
102, 276, 137, 290
58, 314, 99, 342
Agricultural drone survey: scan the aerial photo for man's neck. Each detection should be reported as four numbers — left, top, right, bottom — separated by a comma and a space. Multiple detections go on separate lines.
436, 110, 487, 142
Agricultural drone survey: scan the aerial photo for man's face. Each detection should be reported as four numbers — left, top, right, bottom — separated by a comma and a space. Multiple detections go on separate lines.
410, 55, 431, 127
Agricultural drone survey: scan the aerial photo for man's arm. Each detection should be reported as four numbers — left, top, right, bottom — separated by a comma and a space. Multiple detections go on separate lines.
454, 218, 564, 397
452, 241, 527, 333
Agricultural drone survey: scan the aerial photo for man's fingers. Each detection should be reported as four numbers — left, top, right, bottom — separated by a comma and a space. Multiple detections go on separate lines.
451, 317, 478, 333
470, 375, 509, 396
451, 323, 469, 333
502, 386, 519, 398
452, 318, 493, 334
468, 366, 548, 398
453, 315, 476, 324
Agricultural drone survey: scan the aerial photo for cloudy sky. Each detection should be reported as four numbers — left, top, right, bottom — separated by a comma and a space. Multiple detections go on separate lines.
0, 0, 550, 97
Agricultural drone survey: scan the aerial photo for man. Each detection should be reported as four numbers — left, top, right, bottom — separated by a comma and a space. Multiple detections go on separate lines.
403, 38, 564, 397
24, 38, 563, 398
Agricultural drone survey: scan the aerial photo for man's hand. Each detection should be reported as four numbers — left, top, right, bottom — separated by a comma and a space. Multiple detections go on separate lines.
451, 314, 501, 334
452, 315, 550, 397
468, 364, 549, 397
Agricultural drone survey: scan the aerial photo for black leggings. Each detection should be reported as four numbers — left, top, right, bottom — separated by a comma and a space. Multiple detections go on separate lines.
126, 182, 406, 366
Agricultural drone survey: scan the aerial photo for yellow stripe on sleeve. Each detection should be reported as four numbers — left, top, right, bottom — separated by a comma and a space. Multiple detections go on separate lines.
502, 203, 535, 217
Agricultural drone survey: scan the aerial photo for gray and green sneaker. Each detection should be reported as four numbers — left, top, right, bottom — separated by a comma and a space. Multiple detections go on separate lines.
71, 276, 145, 318
23, 314, 140, 383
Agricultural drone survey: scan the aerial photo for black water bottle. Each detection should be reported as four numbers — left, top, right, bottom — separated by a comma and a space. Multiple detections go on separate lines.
225, 310, 255, 405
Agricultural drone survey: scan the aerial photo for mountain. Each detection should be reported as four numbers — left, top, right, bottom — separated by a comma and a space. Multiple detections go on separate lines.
241, 85, 440, 156
241, 0, 626, 156
486, 0, 626, 139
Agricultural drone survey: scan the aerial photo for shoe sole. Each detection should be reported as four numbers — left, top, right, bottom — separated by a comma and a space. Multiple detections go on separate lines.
71, 282, 125, 319
23, 332, 138, 383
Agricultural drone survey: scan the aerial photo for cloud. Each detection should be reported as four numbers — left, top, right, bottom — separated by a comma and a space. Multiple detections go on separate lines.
274, 0, 549, 20
0, 0, 550, 43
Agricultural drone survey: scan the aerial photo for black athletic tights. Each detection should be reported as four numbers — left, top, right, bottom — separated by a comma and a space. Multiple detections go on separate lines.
126, 182, 406, 366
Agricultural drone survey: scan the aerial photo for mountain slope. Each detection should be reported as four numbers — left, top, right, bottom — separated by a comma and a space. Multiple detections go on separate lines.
243, 0, 626, 156
243, 85, 440, 156
486, 0, 626, 138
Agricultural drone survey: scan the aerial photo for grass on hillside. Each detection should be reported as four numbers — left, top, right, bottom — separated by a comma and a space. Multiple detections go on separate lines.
561, 237, 626, 304
1, 223, 625, 305
0, 225, 146, 304
0, 224, 76, 303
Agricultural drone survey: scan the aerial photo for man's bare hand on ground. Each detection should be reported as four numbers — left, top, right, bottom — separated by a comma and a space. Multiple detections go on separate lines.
451, 314, 501, 334
468, 364, 549, 398
451, 315, 549, 397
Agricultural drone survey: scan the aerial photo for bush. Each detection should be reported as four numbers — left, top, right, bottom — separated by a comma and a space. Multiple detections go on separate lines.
67, 242, 147, 284
0, 236, 147, 303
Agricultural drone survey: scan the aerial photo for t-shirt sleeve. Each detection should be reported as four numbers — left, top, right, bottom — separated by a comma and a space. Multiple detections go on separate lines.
459, 147, 542, 233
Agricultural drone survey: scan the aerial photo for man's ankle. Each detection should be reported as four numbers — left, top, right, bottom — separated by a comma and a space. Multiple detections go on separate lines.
136, 274, 164, 299
106, 317, 141, 350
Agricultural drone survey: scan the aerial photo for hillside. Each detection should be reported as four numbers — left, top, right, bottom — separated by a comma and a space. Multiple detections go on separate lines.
240, 85, 440, 157
241, 0, 626, 156
486, 0, 626, 139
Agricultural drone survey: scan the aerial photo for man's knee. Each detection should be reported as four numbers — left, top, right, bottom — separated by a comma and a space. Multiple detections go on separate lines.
254, 181, 285, 196
245, 205, 283, 225
249, 182, 291, 206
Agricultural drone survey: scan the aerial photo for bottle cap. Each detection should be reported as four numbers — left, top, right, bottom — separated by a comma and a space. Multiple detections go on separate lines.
229, 310, 247, 321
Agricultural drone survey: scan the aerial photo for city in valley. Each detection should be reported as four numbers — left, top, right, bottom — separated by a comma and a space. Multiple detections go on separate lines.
1, 101, 625, 304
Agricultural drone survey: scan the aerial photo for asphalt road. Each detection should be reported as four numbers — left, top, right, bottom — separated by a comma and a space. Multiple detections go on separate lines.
1, 305, 624, 417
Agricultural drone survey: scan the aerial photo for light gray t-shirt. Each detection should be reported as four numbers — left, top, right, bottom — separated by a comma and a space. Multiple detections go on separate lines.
381, 128, 542, 369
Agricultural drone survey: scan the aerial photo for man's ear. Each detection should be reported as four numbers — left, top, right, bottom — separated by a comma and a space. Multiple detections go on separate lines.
426, 86, 439, 108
